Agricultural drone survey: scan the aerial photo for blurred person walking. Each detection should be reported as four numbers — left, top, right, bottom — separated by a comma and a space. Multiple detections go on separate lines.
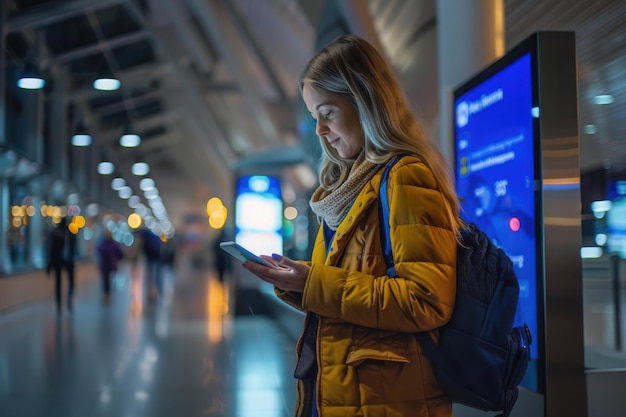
137, 228, 163, 304
160, 235, 178, 272
97, 229, 124, 304
159, 235, 179, 303
212, 229, 232, 283
46, 217, 77, 314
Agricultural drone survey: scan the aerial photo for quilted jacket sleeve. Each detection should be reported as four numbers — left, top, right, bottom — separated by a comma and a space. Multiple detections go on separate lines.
302, 157, 457, 333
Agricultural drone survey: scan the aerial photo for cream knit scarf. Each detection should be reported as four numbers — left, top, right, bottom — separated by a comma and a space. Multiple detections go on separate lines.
309, 153, 379, 230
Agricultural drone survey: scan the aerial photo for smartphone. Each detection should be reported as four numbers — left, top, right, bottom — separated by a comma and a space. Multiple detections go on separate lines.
219, 241, 279, 269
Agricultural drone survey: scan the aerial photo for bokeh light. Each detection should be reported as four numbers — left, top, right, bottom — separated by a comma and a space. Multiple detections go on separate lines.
128, 213, 143, 229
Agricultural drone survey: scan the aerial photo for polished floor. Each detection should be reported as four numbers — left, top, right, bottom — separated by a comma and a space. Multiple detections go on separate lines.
0, 256, 298, 417
2, 255, 626, 417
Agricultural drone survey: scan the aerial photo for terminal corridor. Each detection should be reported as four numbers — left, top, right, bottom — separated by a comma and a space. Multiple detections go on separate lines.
1, 1, 626, 416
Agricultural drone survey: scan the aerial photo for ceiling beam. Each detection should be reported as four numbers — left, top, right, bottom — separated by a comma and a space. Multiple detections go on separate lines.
148, 0, 215, 74
67, 61, 169, 101
90, 90, 162, 117
187, 0, 282, 147
97, 108, 178, 135
221, 0, 288, 102
54, 29, 149, 63
122, 0, 235, 191
6, 0, 124, 33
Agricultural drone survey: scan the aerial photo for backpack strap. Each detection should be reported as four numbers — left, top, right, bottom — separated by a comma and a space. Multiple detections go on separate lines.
378, 155, 403, 277
378, 154, 440, 357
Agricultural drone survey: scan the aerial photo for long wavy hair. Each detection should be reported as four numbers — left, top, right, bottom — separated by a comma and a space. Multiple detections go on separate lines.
299, 34, 463, 235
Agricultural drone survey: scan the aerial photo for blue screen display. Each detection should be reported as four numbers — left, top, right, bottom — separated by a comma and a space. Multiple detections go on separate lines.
454, 53, 539, 389
235, 175, 283, 257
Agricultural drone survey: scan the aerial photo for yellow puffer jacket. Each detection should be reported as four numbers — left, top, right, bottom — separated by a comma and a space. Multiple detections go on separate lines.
277, 155, 457, 417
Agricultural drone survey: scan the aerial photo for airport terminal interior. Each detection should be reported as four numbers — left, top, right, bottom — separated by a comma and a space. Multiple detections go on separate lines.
1, 1, 625, 416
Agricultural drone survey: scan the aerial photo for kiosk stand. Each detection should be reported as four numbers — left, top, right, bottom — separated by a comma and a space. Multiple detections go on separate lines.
453, 32, 585, 417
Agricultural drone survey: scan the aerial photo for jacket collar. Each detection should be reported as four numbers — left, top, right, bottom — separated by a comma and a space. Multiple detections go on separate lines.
324, 165, 385, 265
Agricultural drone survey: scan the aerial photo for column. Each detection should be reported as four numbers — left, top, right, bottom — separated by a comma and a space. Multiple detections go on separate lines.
28, 177, 49, 269
0, 0, 11, 273
436, 0, 504, 160
0, 178, 11, 273
0, 0, 5, 148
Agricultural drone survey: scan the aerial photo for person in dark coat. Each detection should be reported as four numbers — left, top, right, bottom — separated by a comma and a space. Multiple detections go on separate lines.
97, 229, 124, 304
46, 217, 77, 314
212, 229, 232, 282
135, 228, 163, 303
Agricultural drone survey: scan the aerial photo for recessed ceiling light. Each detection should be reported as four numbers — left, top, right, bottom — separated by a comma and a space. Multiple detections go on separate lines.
93, 78, 121, 91
128, 195, 141, 208
118, 186, 133, 199
18, 61, 46, 89
145, 188, 160, 199
71, 134, 92, 146
132, 162, 150, 176
17, 76, 46, 89
139, 178, 155, 191
120, 134, 141, 148
593, 95, 614, 105
111, 177, 126, 190
97, 161, 114, 174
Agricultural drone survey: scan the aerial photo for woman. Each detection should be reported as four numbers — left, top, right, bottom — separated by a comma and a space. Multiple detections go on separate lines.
243, 34, 463, 417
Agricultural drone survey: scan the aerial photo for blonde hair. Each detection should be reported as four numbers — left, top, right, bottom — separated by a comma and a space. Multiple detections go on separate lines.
300, 34, 463, 235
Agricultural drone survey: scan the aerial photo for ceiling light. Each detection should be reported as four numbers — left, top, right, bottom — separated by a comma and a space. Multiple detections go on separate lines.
593, 95, 614, 105
71, 121, 92, 146
71, 134, 92, 147
144, 188, 159, 199
93, 77, 121, 91
128, 195, 141, 208
17, 62, 45, 90
97, 161, 114, 175
120, 134, 141, 148
136, 204, 150, 217
118, 186, 133, 199
111, 177, 126, 190
132, 162, 150, 176
17, 76, 46, 90
139, 178, 155, 191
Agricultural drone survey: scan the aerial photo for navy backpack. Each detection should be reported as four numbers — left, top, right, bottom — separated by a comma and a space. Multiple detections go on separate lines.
379, 155, 532, 417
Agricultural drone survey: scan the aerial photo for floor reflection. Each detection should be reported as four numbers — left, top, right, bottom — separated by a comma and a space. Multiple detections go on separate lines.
0, 251, 297, 417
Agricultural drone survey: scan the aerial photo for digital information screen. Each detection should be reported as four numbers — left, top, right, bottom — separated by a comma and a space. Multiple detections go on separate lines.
235, 175, 284, 257
454, 52, 540, 391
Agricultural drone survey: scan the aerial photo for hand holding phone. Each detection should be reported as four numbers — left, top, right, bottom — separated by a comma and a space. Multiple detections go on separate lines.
219, 241, 280, 269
